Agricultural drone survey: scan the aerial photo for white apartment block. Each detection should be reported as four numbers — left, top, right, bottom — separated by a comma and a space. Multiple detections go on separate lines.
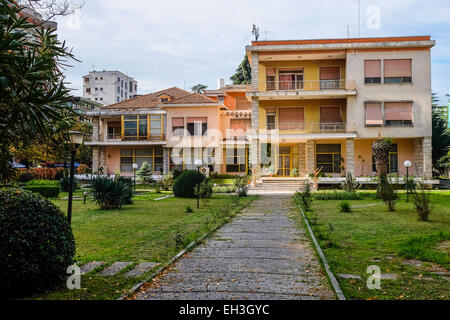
83, 71, 138, 106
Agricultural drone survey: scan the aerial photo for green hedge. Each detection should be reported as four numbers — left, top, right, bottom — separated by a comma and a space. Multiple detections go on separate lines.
25, 185, 60, 198
26, 180, 59, 186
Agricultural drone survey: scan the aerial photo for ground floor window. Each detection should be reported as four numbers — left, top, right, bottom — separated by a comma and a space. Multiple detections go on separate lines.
316, 144, 342, 174
372, 144, 398, 173
226, 147, 248, 173
170, 148, 216, 171
120, 147, 163, 172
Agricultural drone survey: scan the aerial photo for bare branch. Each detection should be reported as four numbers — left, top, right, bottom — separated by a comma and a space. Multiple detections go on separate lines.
18, 0, 85, 20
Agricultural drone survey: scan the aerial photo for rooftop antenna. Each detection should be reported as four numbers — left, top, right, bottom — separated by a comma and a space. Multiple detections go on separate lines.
183, 80, 186, 90
252, 24, 260, 41
262, 29, 270, 41
92, 65, 95, 72
346, 25, 350, 38
356, 0, 361, 37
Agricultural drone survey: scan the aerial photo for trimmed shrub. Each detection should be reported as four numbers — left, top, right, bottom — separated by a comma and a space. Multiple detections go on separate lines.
173, 170, 206, 198
25, 185, 60, 198
18, 171, 35, 183
91, 176, 132, 209
234, 175, 250, 197
412, 186, 432, 221
26, 180, 59, 186
0, 188, 75, 297
76, 164, 90, 174
339, 201, 352, 212
60, 176, 79, 192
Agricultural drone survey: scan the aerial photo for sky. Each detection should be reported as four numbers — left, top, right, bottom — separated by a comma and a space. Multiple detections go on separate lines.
54, 0, 450, 104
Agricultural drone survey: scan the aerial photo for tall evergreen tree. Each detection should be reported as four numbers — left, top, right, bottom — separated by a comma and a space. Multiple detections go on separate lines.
431, 93, 450, 172
230, 55, 252, 84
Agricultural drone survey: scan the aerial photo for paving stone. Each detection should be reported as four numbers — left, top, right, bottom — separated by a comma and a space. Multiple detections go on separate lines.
80, 261, 105, 275
98, 262, 133, 276
337, 273, 362, 280
125, 262, 159, 277
135, 195, 335, 300
380, 273, 399, 280
401, 259, 423, 267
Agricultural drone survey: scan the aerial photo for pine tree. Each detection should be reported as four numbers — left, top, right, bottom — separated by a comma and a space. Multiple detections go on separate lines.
230, 55, 252, 84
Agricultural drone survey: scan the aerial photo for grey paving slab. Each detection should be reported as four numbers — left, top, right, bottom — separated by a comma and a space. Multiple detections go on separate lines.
135, 195, 335, 300
98, 261, 133, 276
125, 262, 159, 277
80, 261, 105, 275
337, 273, 362, 280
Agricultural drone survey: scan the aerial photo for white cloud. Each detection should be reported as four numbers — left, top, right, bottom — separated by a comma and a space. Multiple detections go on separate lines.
55, 0, 450, 99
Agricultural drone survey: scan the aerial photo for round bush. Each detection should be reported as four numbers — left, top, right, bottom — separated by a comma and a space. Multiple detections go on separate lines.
173, 170, 206, 198
18, 171, 35, 183
0, 188, 75, 297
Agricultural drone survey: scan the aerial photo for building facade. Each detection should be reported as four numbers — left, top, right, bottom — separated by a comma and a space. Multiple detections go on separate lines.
83, 71, 138, 106
246, 36, 435, 180
86, 36, 435, 181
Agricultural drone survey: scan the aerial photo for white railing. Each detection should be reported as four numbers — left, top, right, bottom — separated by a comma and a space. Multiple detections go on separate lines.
266, 79, 356, 91
264, 122, 355, 133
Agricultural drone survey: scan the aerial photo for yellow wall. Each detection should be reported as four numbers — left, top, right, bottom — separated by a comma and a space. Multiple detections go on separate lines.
258, 60, 346, 92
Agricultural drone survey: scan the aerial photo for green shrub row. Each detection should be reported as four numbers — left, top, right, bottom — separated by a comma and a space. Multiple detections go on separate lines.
26, 180, 59, 186
25, 185, 60, 198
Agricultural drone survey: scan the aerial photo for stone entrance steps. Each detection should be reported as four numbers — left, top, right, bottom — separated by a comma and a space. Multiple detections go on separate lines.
250, 178, 308, 193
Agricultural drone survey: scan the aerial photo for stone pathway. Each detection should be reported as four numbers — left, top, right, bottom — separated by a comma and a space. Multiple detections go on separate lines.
135, 195, 335, 300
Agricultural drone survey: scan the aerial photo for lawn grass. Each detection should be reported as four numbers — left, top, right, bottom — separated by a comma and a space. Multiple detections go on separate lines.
28, 194, 256, 300
294, 190, 450, 300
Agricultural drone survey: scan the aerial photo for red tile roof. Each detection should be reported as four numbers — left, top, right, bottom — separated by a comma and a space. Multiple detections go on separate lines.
162, 92, 218, 105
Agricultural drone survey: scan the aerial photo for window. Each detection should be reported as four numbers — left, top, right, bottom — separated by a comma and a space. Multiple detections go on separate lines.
100, 87, 103, 91
84, 77, 90, 84
100, 98, 103, 101
160, 97, 169, 102
266, 108, 276, 130
117, 97, 120, 102
320, 106, 342, 130
266, 68, 276, 90
319, 67, 341, 89
121, 79, 123, 87
365, 102, 383, 126
384, 102, 413, 126
278, 68, 304, 90
365, 60, 381, 84
129, 82, 133, 92
107, 122, 121, 139
279, 108, 304, 130
316, 144, 342, 173
95, 77, 98, 80
120, 147, 163, 173
260, 143, 272, 166
384, 59, 412, 83
117, 86, 120, 93
172, 117, 184, 136
100, 77, 103, 80
149, 114, 163, 140
95, 87, 98, 91
125, 82, 128, 90
187, 117, 207, 136
170, 148, 184, 172
372, 144, 398, 173
95, 98, 98, 101
86, 88, 91, 93
226, 147, 247, 173
123, 115, 147, 140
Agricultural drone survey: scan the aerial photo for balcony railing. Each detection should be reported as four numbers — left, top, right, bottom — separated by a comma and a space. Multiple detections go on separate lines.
265, 122, 354, 133
266, 80, 355, 91
104, 133, 165, 142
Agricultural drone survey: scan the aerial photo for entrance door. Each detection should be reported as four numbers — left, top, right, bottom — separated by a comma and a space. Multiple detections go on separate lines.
277, 146, 292, 177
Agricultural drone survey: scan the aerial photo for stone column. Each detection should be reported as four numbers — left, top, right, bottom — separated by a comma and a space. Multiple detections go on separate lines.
251, 53, 259, 91
214, 147, 222, 174
92, 117, 100, 142
414, 139, 424, 177
92, 146, 100, 173
250, 97, 260, 181
306, 140, 315, 175
423, 137, 432, 179
346, 139, 355, 176
99, 146, 106, 174
163, 147, 169, 175
298, 143, 307, 177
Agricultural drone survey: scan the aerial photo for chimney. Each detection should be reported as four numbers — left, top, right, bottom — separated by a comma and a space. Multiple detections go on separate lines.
217, 78, 225, 89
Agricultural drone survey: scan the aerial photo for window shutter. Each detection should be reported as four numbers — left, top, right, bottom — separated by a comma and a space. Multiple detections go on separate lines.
172, 117, 184, 127
187, 117, 207, 123
384, 59, 412, 77
384, 102, 413, 121
365, 102, 383, 125
320, 67, 340, 80
279, 108, 304, 130
320, 107, 342, 123
364, 60, 381, 77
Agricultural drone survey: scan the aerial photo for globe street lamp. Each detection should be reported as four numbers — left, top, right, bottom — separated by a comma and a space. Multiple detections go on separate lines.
132, 163, 139, 190
83, 191, 88, 204
404, 160, 412, 202
67, 131, 84, 225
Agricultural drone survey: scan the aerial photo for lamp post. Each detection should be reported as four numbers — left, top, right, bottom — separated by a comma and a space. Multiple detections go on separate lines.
132, 163, 138, 191
83, 191, 88, 204
67, 131, 84, 225
404, 160, 412, 202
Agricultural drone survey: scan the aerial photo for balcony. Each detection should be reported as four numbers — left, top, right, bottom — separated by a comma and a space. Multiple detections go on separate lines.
267, 122, 353, 133
248, 80, 357, 100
